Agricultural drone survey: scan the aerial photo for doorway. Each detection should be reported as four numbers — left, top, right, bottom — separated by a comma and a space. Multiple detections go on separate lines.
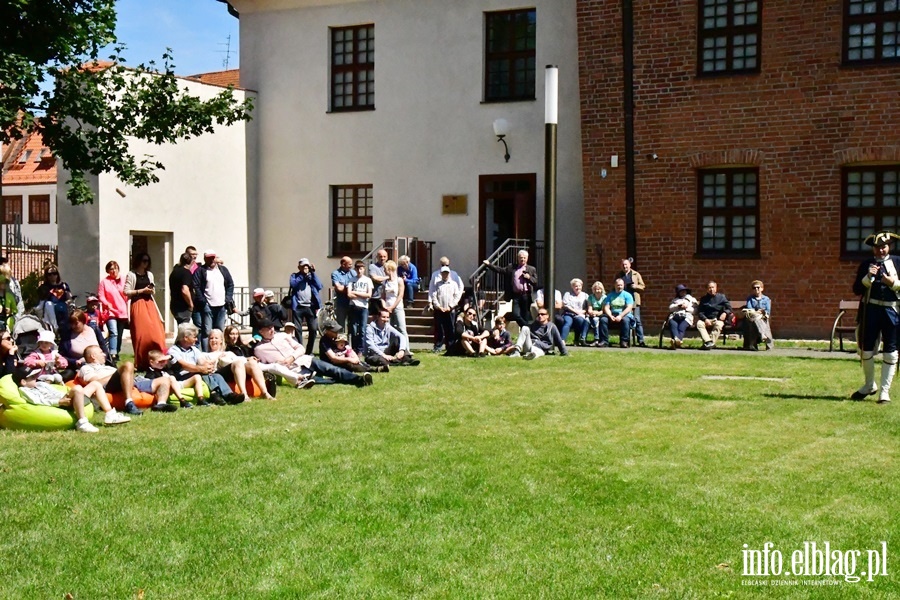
478, 173, 536, 260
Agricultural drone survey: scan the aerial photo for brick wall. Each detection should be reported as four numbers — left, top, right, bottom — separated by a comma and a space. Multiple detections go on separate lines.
578, 0, 900, 338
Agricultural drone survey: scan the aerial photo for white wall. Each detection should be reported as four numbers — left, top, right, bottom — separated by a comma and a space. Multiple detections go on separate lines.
237, 0, 584, 286
58, 78, 255, 331
2, 182, 58, 246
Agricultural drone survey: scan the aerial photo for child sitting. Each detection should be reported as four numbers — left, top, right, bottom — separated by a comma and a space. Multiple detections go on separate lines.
14, 365, 126, 432
23, 329, 72, 383
134, 349, 202, 411
486, 316, 515, 356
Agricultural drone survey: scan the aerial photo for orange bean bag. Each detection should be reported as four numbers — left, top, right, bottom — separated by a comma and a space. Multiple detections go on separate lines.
65, 380, 154, 410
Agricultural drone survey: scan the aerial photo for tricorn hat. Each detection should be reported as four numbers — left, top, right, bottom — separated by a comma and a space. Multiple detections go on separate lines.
865, 231, 900, 247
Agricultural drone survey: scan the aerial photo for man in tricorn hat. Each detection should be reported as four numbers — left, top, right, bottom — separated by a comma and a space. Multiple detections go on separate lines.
852, 230, 900, 403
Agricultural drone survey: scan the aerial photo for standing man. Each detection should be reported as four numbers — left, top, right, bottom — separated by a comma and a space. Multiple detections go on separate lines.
289, 258, 322, 354
368, 249, 389, 315
331, 256, 354, 332
168, 252, 194, 325
427, 256, 465, 294
429, 266, 462, 353
483, 249, 538, 326
617, 258, 647, 347
852, 231, 900, 403
192, 250, 235, 351
696, 281, 732, 350
185, 245, 202, 330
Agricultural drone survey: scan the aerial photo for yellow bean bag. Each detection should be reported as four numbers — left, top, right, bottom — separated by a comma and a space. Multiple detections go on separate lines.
0, 375, 95, 432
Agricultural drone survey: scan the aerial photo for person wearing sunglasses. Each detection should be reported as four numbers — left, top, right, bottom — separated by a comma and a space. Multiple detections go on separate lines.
512, 308, 568, 360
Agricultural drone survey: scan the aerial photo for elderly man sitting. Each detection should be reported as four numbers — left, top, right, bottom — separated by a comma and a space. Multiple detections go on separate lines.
512, 308, 568, 359
365, 309, 420, 368
254, 319, 372, 387
167, 323, 245, 405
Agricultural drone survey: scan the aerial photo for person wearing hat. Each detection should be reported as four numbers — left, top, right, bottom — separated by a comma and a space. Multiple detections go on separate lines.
23, 329, 71, 383
289, 258, 323, 354
318, 321, 378, 373
246, 288, 270, 337
428, 265, 463, 353
667, 284, 699, 350
264, 289, 287, 330
253, 319, 373, 388
191, 250, 235, 351
852, 231, 900, 403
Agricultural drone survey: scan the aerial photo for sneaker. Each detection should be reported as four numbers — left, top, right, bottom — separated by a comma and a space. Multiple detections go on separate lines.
151, 403, 177, 413
355, 372, 374, 387
196, 398, 212, 407
296, 378, 316, 390
877, 398, 892, 405
208, 391, 227, 406
524, 351, 537, 360
620, 342, 630, 348
224, 393, 245, 405
406, 358, 421, 366
375, 365, 390, 373
596, 341, 609, 348
180, 400, 194, 409
123, 401, 143, 416
75, 418, 99, 433
431, 345, 443, 354
104, 410, 131, 425
509, 350, 521, 357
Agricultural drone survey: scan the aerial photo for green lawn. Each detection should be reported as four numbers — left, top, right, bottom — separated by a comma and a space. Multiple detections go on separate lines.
1, 350, 897, 599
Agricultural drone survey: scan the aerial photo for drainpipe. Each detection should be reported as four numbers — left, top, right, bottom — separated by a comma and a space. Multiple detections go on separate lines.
622, 0, 636, 261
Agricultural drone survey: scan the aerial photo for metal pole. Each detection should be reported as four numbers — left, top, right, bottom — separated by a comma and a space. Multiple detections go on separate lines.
544, 65, 558, 324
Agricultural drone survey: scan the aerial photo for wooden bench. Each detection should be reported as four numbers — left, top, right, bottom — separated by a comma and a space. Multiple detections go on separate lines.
830, 300, 859, 352
657, 300, 747, 348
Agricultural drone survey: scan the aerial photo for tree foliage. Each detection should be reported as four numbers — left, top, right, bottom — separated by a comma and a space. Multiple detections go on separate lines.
1, 0, 253, 205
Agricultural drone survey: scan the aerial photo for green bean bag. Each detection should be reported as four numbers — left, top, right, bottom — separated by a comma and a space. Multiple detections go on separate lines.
0, 375, 95, 432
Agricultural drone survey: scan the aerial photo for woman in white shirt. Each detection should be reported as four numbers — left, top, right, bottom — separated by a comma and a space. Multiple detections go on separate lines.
560, 278, 590, 346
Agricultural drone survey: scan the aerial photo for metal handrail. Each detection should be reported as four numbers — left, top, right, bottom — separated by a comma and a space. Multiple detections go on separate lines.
470, 238, 544, 326
359, 237, 436, 293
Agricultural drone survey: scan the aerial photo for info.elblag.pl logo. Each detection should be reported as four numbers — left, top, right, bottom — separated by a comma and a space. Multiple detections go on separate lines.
741, 542, 888, 585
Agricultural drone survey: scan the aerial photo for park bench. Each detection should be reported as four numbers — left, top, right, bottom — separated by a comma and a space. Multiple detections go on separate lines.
830, 300, 859, 352
656, 300, 747, 348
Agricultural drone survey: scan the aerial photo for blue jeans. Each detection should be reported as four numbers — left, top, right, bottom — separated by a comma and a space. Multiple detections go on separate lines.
310, 357, 359, 385
633, 305, 645, 344
105, 317, 128, 355
599, 313, 635, 344
669, 315, 690, 341
349, 305, 368, 354
559, 314, 589, 342
201, 304, 228, 351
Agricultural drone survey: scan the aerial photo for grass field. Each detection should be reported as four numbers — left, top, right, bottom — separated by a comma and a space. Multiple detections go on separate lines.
1, 349, 897, 599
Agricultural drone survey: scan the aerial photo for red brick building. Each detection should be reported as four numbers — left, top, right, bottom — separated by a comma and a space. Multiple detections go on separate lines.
577, 0, 900, 337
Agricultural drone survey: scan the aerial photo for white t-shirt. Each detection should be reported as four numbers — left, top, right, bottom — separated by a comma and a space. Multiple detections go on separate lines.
204, 267, 226, 306
350, 275, 373, 309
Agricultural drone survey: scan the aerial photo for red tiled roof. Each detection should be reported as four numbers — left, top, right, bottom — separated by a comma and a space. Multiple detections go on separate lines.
1, 129, 56, 186
187, 69, 241, 88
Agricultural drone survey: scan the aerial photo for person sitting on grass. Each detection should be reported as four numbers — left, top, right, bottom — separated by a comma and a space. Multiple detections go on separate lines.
254, 320, 372, 388
667, 284, 698, 350
78, 345, 144, 416
133, 350, 200, 411
486, 315, 516, 356
166, 323, 245, 406
598, 278, 635, 348
452, 308, 489, 357
319, 321, 379, 373
24, 329, 72, 384
364, 309, 420, 368
14, 365, 129, 432
512, 308, 568, 359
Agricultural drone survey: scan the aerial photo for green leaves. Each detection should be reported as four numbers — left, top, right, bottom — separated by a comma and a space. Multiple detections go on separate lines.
1, 1, 253, 205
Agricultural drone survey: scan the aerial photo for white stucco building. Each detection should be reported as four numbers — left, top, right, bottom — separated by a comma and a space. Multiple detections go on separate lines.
1, 130, 59, 247
226, 0, 584, 285
57, 73, 256, 332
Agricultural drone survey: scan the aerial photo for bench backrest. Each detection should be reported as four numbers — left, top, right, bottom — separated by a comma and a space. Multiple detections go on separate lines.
839, 300, 859, 312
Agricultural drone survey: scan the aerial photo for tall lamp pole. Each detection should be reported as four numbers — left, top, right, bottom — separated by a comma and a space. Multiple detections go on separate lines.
544, 65, 558, 324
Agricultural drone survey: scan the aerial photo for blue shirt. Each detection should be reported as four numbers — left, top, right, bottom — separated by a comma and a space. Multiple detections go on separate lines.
603, 290, 635, 316
398, 263, 419, 286
331, 267, 355, 306
745, 294, 771, 315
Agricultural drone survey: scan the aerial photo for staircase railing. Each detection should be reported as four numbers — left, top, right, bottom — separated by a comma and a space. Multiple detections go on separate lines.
359, 237, 435, 292
469, 238, 544, 326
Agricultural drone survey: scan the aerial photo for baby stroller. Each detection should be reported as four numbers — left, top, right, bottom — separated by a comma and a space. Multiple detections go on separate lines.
13, 313, 51, 359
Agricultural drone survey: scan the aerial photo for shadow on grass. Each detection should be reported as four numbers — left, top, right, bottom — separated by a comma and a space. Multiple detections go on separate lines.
762, 393, 848, 402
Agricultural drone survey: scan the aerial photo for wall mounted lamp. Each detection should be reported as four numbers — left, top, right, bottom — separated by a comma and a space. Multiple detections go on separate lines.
493, 118, 511, 162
